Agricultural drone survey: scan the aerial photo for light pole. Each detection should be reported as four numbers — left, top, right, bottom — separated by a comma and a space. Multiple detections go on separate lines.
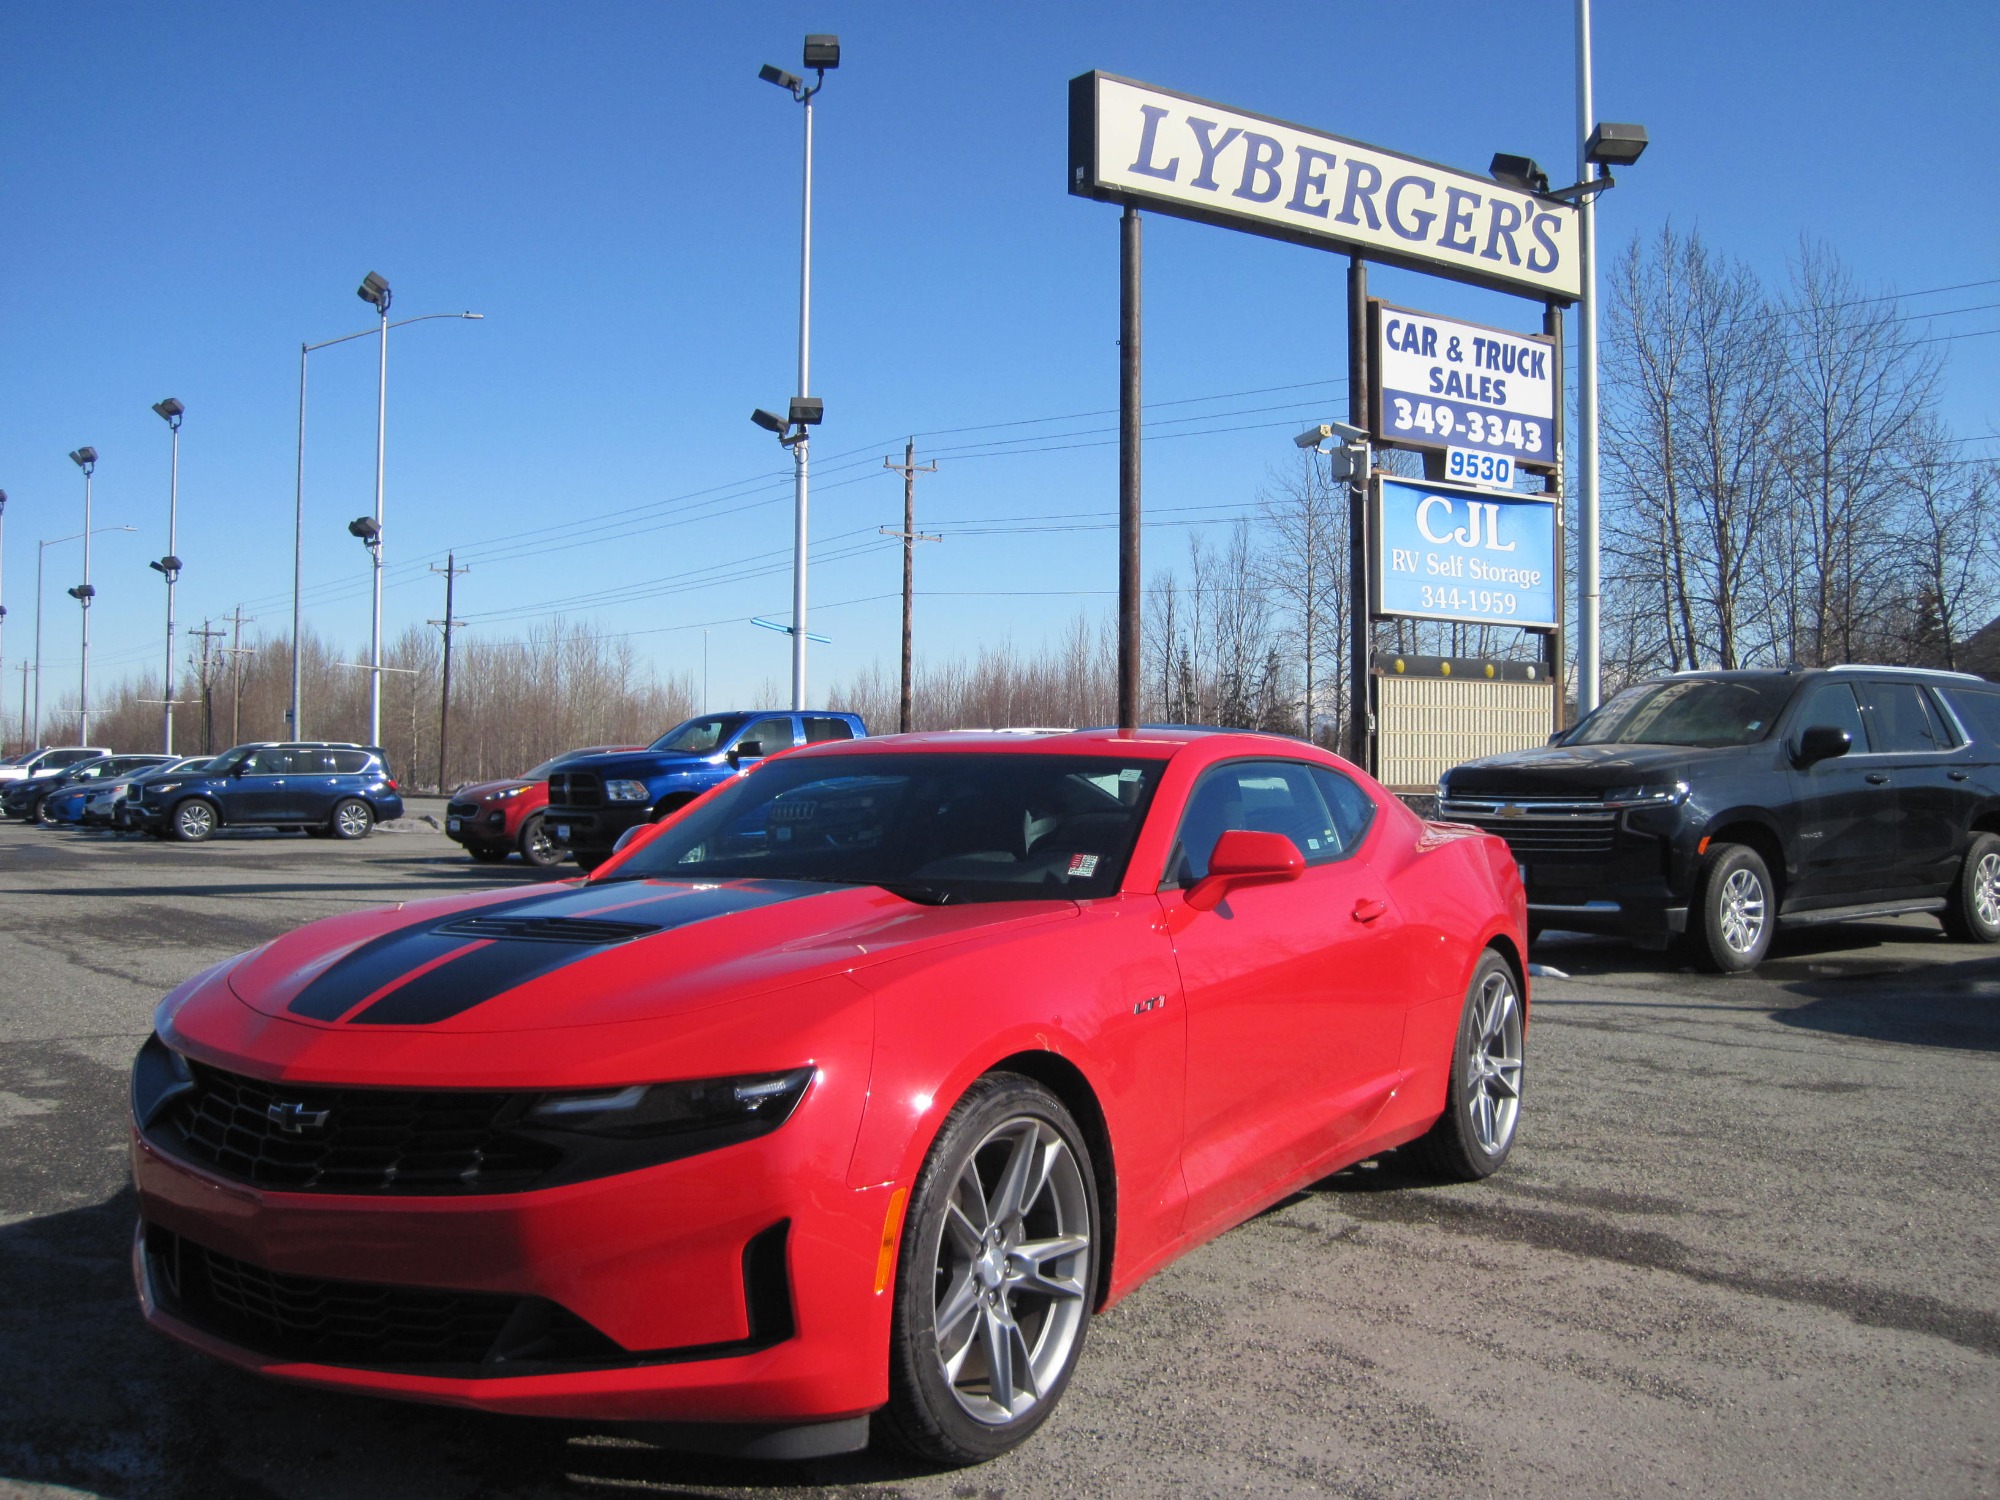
151, 400, 185, 753
0, 490, 8, 750
758, 34, 839, 710
292, 304, 481, 741
66, 448, 97, 745
356, 271, 392, 748
35, 523, 133, 747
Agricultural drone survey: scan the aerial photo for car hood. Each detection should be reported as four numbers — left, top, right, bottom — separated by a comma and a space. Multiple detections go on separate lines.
560, 749, 716, 779
220, 876, 1077, 1034
457, 777, 534, 801
1446, 741, 1758, 797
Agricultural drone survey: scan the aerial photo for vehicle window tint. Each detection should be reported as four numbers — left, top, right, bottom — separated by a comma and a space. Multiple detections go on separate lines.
1946, 688, 2000, 748
803, 716, 854, 743
1792, 683, 1867, 750
244, 749, 296, 775
48, 750, 97, 768
738, 717, 796, 754
1165, 760, 1350, 886
1309, 766, 1378, 854
1865, 683, 1946, 753
328, 750, 372, 773
1922, 688, 1965, 748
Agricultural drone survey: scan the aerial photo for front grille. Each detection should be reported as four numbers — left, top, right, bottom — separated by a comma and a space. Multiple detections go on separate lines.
148, 1062, 562, 1194
547, 771, 602, 808
447, 799, 478, 817
1440, 797, 1620, 856
145, 1225, 621, 1369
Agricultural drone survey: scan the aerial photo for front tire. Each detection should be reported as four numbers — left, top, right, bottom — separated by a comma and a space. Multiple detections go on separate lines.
1687, 842, 1775, 973
518, 813, 564, 868
879, 1074, 1098, 1466
1403, 951, 1525, 1182
1942, 831, 2000, 943
330, 798, 374, 840
170, 800, 218, 843
468, 843, 510, 863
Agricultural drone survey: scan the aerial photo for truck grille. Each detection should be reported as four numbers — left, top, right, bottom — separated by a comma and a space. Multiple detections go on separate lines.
144, 1225, 621, 1369
546, 771, 601, 808
147, 1062, 562, 1195
1439, 798, 1619, 856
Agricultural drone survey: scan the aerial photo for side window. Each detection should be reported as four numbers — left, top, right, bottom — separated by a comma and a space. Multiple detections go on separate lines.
1865, 682, 1945, 753
1793, 683, 1867, 750
738, 716, 797, 754
1922, 687, 1965, 749
1164, 760, 1348, 887
1309, 766, 1378, 856
803, 716, 854, 744
328, 750, 372, 774
1946, 688, 2000, 748
245, 749, 296, 775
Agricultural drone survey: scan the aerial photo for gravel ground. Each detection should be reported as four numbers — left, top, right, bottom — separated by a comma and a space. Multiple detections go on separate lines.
0, 816, 1994, 1499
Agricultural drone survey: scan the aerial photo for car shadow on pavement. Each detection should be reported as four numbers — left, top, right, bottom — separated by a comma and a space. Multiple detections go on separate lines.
0, 1189, 938, 1498
1764, 950, 2000, 1052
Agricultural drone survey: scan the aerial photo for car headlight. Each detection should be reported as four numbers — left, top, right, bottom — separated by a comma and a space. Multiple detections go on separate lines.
149, 782, 180, 797
1604, 782, 1690, 807
604, 779, 650, 803
519, 1068, 815, 1179
491, 785, 530, 801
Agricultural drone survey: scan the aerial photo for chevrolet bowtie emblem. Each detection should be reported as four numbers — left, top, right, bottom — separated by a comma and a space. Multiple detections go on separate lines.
1500, 804, 1526, 818
266, 1100, 331, 1133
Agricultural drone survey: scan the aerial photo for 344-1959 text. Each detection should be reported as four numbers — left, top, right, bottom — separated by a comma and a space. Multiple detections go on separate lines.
1419, 586, 1519, 616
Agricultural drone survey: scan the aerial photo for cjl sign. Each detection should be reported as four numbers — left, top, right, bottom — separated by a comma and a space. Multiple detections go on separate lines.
1068, 73, 1581, 303
1372, 303, 1558, 472
1375, 477, 1558, 630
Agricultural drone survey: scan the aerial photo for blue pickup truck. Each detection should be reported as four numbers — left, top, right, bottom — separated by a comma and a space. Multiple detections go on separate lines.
543, 710, 868, 869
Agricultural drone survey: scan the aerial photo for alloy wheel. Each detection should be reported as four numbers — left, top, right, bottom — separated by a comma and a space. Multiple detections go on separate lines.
176, 803, 214, 840
1717, 866, 1767, 954
929, 1116, 1091, 1426
1973, 851, 2000, 931
1467, 967, 1524, 1156
335, 802, 371, 838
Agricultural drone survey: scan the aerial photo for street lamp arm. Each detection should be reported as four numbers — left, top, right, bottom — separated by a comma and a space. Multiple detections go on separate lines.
304, 311, 483, 354
39, 525, 137, 548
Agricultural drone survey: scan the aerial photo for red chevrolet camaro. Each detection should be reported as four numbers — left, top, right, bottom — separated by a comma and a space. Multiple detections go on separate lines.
130, 728, 1527, 1464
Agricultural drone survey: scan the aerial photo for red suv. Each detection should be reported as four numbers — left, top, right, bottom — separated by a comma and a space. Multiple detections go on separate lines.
444, 747, 642, 867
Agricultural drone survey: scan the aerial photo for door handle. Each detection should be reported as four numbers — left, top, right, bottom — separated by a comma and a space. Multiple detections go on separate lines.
1949, 770, 1970, 782
1352, 897, 1388, 923
1864, 772, 1890, 784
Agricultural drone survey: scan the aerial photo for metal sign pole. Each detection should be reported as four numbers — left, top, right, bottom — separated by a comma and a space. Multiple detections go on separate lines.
1543, 301, 1568, 731
1118, 205, 1142, 731
1346, 256, 1371, 772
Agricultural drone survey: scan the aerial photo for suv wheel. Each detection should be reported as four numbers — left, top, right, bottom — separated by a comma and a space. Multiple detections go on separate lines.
1688, 843, 1775, 973
171, 800, 218, 843
330, 799, 374, 840
1942, 832, 2000, 943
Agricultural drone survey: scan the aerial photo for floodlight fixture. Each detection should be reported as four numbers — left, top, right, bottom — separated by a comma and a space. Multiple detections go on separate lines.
347, 515, 381, 542
802, 34, 840, 70
760, 63, 803, 92
152, 397, 185, 426
67, 584, 95, 602
150, 555, 182, 576
751, 407, 787, 434
1489, 153, 1550, 196
1586, 122, 1649, 167
788, 396, 824, 427
0, 489, 8, 514
357, 271, 392, 314
69, 447, 97, 471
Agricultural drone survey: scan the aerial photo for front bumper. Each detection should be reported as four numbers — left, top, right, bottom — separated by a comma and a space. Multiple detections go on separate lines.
542, 804, 649, 855
1443, 799, 1698, 941
444, 801, 520, 848
129, 1116, 895, 1423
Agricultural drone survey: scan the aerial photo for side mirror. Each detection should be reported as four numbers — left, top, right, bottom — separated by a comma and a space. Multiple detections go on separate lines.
1794, 725, 1852, 767
728, 739, 765, 765
1186, 829, 1306, 912
611, 825, 646, 855
230, 762, 249, 777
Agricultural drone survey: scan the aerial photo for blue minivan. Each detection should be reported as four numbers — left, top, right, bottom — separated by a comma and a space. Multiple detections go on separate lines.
135, 741, 403, 842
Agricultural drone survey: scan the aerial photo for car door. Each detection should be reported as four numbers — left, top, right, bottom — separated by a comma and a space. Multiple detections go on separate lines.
1161, 758, 1411, 1236
229, 748, 297, 823
293, 748, 359, 824
1858, 680, 1962, 893
732, 715, 798, 766
1784, 680, 1899, 905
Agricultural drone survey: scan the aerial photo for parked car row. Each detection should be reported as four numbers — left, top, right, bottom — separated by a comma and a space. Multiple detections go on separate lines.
0, 741, 403, 840
1442, 664, 2000, 972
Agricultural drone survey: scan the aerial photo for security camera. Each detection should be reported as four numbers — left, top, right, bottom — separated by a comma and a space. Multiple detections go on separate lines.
1295, 421, 1369, 449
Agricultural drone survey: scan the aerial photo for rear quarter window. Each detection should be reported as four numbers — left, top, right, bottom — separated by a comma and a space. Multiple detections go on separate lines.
327, 750, 373, 773
803, 716, 855, 743
1945, 688, 2000, 748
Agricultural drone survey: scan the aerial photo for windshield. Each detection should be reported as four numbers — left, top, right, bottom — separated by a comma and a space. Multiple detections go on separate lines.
606, 752, 1165, 903
649, 716, 745, 755
1570, 678, 1796, 748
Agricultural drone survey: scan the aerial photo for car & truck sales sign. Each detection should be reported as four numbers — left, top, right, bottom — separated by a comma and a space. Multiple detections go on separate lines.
1069, 73, 1582, 304
1372, 303, 1557, 471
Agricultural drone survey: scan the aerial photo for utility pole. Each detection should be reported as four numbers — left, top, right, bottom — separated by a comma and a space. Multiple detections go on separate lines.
224, 606, 257, 747
188, 620, 226, 754
880, 439, 939, 734
428, 552, 469, 793
15, 661, 29, 753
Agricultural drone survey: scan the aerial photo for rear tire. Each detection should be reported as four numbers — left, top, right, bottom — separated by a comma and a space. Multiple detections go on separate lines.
1942, 831, 2000, 943
518, 813, 564, 868
330, 798, 374, 840
1687, 842, 1775, 973
1402, 951, 1525, 1182
170, 800, 218, 843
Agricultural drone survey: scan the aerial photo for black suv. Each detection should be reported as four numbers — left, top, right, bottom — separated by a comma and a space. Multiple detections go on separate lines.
1439, 667, 2000, 971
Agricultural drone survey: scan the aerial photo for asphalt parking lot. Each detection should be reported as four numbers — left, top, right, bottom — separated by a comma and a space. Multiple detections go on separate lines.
0, 813, 1995, 1499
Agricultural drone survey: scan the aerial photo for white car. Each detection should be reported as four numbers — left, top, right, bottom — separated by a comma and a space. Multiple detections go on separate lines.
0, 746, 111, 783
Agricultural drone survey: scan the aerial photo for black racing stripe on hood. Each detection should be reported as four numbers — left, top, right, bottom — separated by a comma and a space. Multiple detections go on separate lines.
284, 880, 829, 1026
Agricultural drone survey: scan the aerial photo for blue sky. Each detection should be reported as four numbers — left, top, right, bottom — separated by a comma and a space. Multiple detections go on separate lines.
3, 1, 1996, 720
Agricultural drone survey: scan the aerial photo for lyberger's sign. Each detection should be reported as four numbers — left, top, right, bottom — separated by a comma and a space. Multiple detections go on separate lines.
1069, 73, 1581, 303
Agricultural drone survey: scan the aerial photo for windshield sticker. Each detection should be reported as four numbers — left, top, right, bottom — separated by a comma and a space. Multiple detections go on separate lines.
1067, 853, 1101, 878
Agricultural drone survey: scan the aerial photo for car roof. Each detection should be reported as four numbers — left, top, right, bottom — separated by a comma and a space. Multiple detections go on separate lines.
786, 725, 1324, 763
